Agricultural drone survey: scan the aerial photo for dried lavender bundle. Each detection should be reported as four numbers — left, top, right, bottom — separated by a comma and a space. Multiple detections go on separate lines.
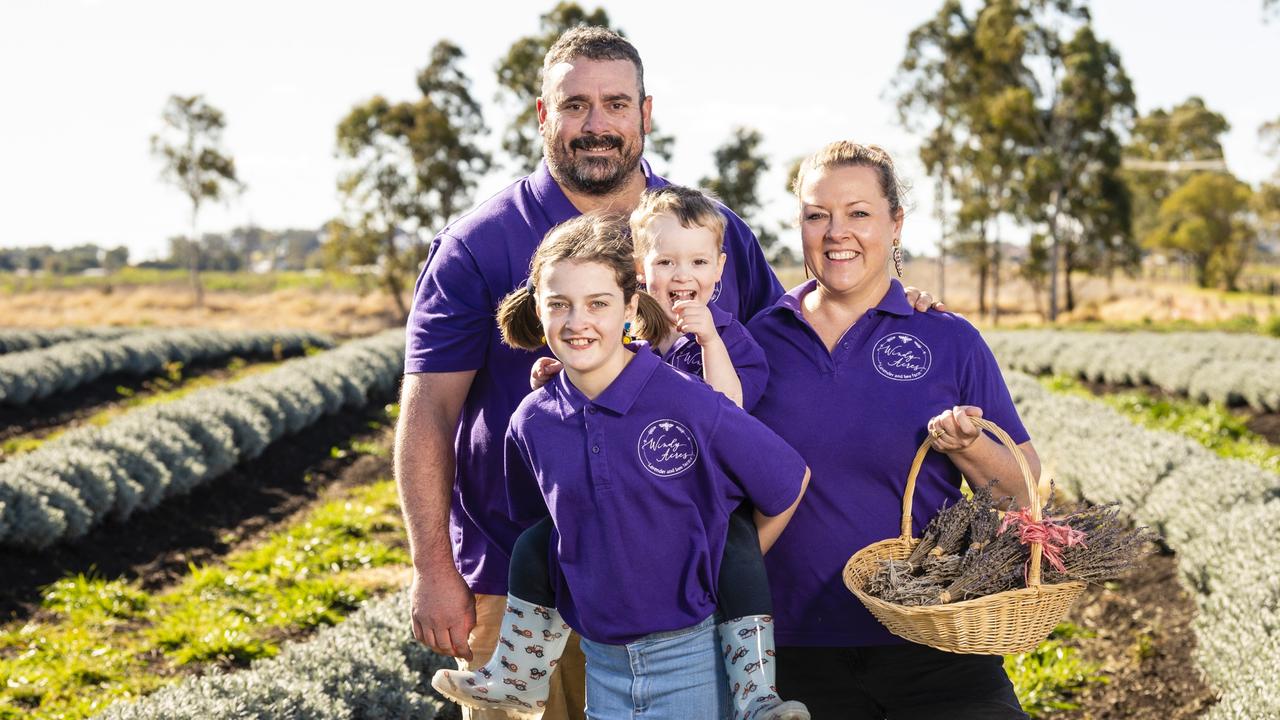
920, 553, 963, 584
906, 496, 978, 567
964, 483, 1006, 551
1043, 503, 1157, 585
941, 530, 1026, 602
866, 559, 946, 606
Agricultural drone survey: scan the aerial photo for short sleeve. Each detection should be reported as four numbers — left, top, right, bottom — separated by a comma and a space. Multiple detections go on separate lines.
720, 211, 784, 321
708, 398, 806, 517
722, 320, 770, 412
504, 423, 549, 524
404, 233, 494, 374
961, 329, 1030, 445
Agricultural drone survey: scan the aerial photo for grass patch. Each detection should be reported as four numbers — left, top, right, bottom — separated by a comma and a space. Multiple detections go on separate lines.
1005, 623, 1104, 717
1042, 376, 1280, 473
0, 477, 407, 719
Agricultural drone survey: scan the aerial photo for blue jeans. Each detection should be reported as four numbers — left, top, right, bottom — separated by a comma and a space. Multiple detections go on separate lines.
579, 614, 730, 719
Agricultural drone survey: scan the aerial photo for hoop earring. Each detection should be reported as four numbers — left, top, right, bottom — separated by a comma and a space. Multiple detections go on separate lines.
892, 241, 904, 278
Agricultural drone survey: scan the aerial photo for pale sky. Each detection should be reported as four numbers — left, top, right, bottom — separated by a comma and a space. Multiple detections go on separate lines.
2, 0, 1278, 261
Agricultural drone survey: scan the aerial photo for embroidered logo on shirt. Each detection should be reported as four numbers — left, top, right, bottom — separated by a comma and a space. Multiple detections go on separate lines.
672, 343, 703, 376
871, 333, 932, 381
637, 419, 699, 477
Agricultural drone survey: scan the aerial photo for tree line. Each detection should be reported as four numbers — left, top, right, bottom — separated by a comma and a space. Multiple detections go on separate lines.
134, 0, 1280, 319
897, 0, 1280, 322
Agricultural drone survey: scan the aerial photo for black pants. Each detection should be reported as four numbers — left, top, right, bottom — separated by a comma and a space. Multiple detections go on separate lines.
775, 644, 1027, 720
509, 505, 772, 618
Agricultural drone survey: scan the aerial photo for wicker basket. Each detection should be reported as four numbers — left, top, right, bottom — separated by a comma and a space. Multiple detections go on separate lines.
842, 417, 1086, 655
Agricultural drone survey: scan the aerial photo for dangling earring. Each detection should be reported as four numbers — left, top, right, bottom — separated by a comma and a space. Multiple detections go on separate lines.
539, 334, 546, 345
892, 240, 903, 278
622, 321, 633, 344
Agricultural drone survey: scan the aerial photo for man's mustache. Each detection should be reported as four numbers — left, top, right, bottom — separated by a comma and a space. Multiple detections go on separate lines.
570, 135, 623, 152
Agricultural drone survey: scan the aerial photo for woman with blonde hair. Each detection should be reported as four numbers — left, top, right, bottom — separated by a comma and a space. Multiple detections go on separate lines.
746, 141, 1038, 718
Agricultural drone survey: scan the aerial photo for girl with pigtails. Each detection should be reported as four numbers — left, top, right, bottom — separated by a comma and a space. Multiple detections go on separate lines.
432, 211, 810, 719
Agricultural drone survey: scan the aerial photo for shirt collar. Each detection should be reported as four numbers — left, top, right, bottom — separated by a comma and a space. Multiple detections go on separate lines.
765, 278, 913, 319
552, 345, 661, 419
530, 157, 665, 227
875, 279, 915, 317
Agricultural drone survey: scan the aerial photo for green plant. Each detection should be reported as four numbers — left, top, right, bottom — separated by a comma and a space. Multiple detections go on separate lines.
1005, 624, 1104, 717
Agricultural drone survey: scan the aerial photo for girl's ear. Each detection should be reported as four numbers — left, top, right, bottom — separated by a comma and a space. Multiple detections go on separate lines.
627, 291, 640, 319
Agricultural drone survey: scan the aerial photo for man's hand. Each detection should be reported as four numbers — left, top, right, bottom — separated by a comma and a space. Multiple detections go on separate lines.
673, 300, 722, 347
410, 565, 476, 660
903, 285, 946, 312
530, 356, 563, 390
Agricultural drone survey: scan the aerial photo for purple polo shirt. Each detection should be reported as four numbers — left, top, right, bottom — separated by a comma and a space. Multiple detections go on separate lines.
747, 279, 1029, 647
404, 159, 783, 595
659, 302, 770, 411
503, 348, 806, 645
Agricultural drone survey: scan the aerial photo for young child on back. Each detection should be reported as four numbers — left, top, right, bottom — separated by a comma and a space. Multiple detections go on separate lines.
431, 211, 810, 720
531, 185, 769, 412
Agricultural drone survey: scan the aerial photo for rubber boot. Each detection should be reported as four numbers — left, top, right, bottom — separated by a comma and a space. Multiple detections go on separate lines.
431, 595, 571, 719
720, 615, 810, 720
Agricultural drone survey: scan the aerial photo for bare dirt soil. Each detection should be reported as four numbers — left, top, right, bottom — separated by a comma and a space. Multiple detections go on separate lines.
1059, 548, 1219, 718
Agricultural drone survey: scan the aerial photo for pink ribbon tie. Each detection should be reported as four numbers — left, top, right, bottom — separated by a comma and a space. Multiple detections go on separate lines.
998, 508, 1087, 582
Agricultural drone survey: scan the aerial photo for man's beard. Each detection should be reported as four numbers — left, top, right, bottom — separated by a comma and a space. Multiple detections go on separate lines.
544, 125, 645, 196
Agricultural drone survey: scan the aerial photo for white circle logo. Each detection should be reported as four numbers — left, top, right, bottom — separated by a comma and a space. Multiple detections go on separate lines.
637, 419, 699, 477
872, 333, 932, 381
710, 281, 723, 303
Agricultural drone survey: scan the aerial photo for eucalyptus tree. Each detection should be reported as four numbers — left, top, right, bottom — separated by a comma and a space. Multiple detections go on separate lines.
331, 40, 491, 320
150, 95, 243, 307
894, 0, 977, 299
1122, 97, 1230, 245
701, 127, 776, 248
1020, 2, 1135, 318
1148, 172, 1255, 290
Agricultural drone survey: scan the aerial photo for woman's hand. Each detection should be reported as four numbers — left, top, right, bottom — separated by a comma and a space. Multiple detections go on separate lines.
529, 356, 563, 390
927, 405, 983, 454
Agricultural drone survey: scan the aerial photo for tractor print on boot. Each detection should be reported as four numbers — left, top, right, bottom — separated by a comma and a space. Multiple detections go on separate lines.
719, 615, 810, 720
431, 595, 573, 720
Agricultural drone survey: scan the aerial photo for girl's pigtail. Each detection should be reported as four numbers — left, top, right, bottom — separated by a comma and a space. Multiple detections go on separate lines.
632, 292, 674, 347
497, 286, 544, 350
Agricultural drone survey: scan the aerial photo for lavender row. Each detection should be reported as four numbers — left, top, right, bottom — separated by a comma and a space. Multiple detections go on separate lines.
988, 329, 1280, 413
0, 329, 335, 406
0, 330, 402, 549
1005, 370, 1280, 716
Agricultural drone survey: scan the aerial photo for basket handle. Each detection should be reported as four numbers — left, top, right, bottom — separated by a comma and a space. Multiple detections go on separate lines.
899, 417, 1045, 586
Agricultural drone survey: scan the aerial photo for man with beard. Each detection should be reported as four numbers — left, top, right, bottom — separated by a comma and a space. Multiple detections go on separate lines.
396, 25, 937, 720
395, 25, 784, 720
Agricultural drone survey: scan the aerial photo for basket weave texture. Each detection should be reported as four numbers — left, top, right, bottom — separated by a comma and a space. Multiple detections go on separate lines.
842, 417, 1086, 655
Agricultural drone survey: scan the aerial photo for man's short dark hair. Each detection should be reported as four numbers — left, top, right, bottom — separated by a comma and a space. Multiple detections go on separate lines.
541, 26, 645, 99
